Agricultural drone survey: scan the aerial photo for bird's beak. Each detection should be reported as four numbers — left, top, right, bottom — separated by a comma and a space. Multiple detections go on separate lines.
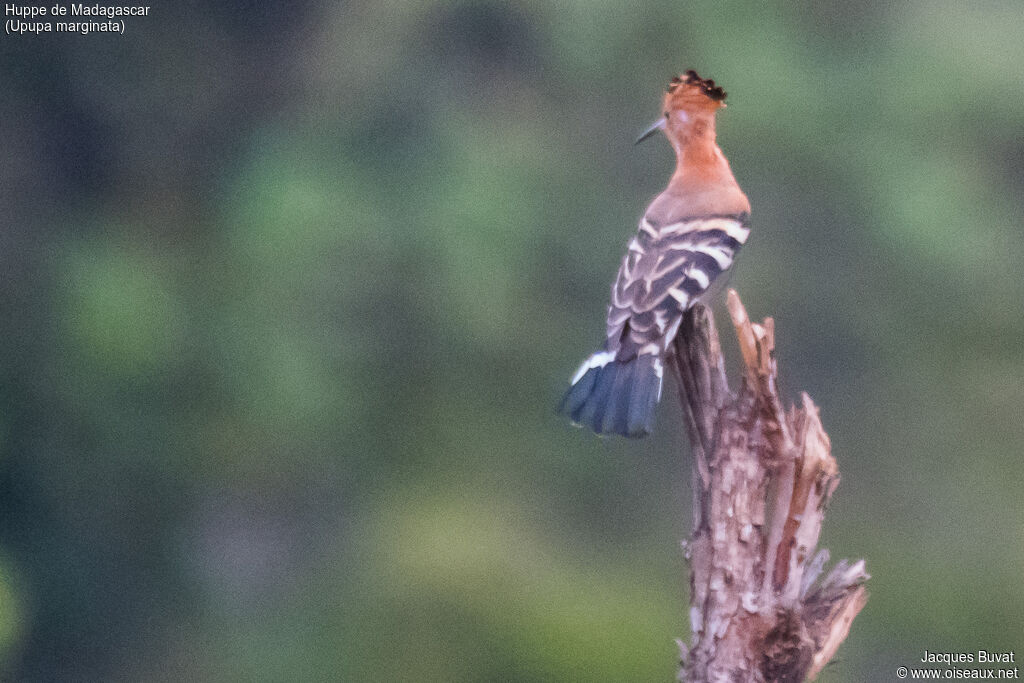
635, 117, 666, 145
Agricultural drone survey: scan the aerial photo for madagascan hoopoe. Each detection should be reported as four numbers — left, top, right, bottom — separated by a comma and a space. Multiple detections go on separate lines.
559, 70, 751, 437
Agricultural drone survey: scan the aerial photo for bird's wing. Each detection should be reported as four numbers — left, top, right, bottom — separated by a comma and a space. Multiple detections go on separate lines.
607, 214, 750, 357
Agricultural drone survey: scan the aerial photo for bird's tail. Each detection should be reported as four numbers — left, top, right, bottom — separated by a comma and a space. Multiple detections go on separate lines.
558, 351, 664, 438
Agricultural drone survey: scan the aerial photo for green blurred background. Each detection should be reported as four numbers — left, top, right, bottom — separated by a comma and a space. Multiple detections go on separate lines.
2, 1, 1023, 680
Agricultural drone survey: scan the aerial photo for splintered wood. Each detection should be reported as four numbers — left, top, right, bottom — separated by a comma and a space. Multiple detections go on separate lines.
669, 291, 868, 683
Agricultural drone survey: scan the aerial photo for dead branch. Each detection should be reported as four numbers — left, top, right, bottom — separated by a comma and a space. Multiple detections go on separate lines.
670, 291, 868, 683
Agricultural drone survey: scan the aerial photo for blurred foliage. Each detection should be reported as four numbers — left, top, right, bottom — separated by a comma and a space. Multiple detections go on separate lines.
1, 0, 1023, 680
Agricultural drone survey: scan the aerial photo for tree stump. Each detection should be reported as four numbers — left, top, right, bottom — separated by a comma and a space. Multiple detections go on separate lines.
670, 291, 869, 683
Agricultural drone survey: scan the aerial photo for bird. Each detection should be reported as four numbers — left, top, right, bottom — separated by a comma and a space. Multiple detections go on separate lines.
559, 70, 751, 438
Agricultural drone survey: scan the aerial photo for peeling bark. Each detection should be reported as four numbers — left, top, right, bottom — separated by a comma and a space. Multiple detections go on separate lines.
671, 291, 868, 683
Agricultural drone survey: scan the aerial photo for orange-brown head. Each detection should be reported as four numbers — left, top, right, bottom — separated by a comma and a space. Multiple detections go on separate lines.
638, 71, 746, 208
664, 70, 726, 111
636, 70, 727, 146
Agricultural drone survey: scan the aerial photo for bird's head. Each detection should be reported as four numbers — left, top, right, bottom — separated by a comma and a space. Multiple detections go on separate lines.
637, 70, 727, 145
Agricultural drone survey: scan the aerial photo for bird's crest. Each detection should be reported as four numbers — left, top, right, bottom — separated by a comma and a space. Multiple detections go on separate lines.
667, 70, 727, 102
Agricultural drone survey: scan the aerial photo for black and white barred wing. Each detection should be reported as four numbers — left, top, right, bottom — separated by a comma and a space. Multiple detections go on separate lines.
560, 214, 750, 437
608, 214, 751, 355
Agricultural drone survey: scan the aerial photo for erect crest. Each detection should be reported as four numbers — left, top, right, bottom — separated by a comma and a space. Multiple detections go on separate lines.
667, 70, 727, 102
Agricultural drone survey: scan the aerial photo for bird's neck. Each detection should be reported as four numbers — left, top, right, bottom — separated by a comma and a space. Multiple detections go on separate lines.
667, 115, 732, 187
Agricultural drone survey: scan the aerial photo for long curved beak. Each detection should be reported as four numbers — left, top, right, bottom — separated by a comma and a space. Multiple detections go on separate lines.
635, 118, 666, 145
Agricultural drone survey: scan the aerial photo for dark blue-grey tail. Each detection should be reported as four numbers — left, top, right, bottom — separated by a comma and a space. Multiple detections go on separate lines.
558, 351, 664, 438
